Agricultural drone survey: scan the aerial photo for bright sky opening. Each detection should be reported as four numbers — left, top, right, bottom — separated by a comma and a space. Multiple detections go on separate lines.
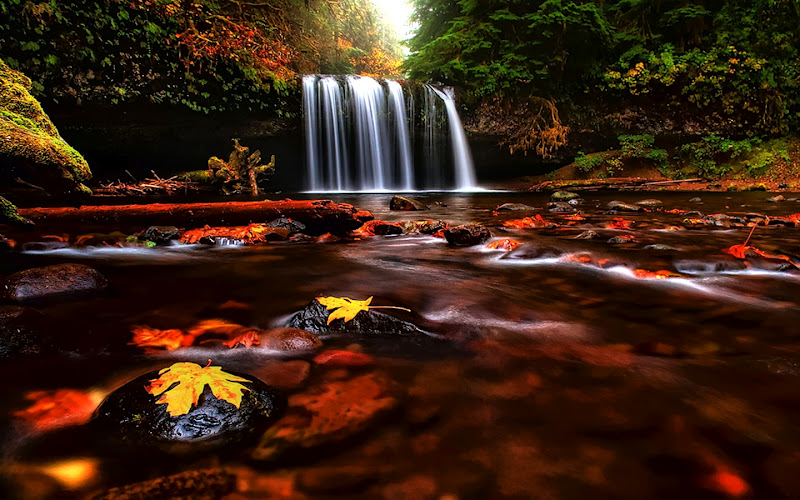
371, 0, 415, 41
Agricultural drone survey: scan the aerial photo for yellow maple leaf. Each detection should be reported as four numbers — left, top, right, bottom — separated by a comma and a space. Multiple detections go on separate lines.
316, 296, 410, 324
145, 362, 251, 417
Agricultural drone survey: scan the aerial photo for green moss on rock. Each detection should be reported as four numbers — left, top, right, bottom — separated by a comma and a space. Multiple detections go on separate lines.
0, 58, 91, 195
0, 196, 33, 227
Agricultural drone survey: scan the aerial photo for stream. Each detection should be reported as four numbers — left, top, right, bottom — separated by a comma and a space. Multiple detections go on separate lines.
1, 191, 800, 499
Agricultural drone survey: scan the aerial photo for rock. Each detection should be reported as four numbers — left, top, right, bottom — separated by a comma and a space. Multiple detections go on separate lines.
266, 217, 307, 235
689, 197, 703, 203
20, 241, 68, 252
353, 220, 403, 237
635, 199, 663, 207
389, 195, 429, 211
250, 360, 310, 390
259, 328, 322, 352
1, 196, 34, 228
0, 306, 55, 358
3, 264, 108, 303
574, 230, 600, 240
140, 226, 180, 245
90, 469, 235, 500
494, 203, 536, 211
606, 200, 645, 212
778, 183, 789, 189
93, 363, 284, 450
251, 373, 398, 461
402, 220, 448, 234
443, 224, 491, 246
567, 198, 584, 206
550, 191, 581, 201
547, 201, 575, 212
767, 195, 785, 203
607, 235, 636, 244
285, 299, 424, 336
643, 244, 679, 251
0, 58, 91, 196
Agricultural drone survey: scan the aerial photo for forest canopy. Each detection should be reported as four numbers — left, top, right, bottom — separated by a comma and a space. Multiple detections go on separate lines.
406, 0, 800, 152
0, 0, 403, 114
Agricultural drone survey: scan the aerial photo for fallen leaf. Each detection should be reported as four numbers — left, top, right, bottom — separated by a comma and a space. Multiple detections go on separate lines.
14, 389, 103, 432
707, 470, 749, 497
632, 269, 683, 279
180, 223, 288, 245
316, 296, 411, 324
187, 319, 246, 338
503, 214, 557, 229
606, 218, 633, 230
129, 326, 190, 352
351, 220, 403, 237
224, 330, 261, 349
145, 362, 252, 417
486, 238, 521, 251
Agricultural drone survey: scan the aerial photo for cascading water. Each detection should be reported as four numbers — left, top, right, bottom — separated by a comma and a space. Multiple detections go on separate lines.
303, 75, 478, 192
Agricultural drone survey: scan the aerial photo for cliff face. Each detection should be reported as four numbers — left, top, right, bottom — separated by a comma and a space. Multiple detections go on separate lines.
0, 58, 91, 197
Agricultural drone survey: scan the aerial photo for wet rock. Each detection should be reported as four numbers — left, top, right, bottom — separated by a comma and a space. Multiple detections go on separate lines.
547, 201, 575, 212
550, 190, 581, 201
297, 465, 378, 495
494, 203, 536, 211
266, 217, 307, 235
767, 195, 785, 203
285, 299, 424, 336
141, 226, 180, 245
689, 197, 703, 203
90, 469, 235, 500
93, 364, 284, 451
252, 373, 398, 461
636, 199, 663, 207
574, 230, 600, 240
443, 224, 491, 246
503, 245, 563, 260
567, 198, 584, 206
607, 200, 645, 212
643, 244, 679, 251
607, 235, 636, 244
260, 328, 322, 352
2, 263, 108, 303
390, 195, 429, 211
778, 183, 789, 189
354, 220, 403, 236
20, 241, 68, 252
0, 306, 55, 358
402, 220, 448, 234
251, 360, 311, 390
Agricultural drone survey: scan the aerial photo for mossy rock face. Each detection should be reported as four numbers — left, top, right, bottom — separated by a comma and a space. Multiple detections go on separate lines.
0, 196, 34, 227
0, 58, 91, 196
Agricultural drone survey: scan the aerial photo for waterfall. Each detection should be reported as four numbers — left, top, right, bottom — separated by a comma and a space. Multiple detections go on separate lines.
302, 75, 478, 192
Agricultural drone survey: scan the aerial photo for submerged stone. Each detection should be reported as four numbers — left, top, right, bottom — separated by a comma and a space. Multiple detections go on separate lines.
574, 230, 600, 240
2, 263, 108, 303
443, 224, 491, 246
607, 200, 645, 212
390, 195, 429, 211
93, 365, 284, 451
547, 201, 575, 212
494, 203, 536, 211
635, 199, 663, 207
402, 219, 448, 234
259, 328, 323, 352
285, 299, 424, 336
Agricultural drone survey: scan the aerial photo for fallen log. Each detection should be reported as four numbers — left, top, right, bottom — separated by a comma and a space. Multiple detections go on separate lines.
18, 199, 374, 235
529, 178, 649, 192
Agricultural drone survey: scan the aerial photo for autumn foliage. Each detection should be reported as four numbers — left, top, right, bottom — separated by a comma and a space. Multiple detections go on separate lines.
146, 362, 252, 417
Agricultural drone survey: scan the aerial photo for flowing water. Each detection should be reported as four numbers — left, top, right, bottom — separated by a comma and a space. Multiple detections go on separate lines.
2, 191, 800, 498
303, 75, 477, 192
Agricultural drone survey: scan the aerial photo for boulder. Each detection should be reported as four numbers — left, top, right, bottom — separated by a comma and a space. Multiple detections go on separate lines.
252, 372, 398, 461
140, 226, 180, 245
285, 299, 424, 336
390, 195, 429, 211
606, 201, 645, 212
259, 328, 323, 352
2, 263, 108, 303
401, 220, 448, 234
266, 217, 307, 235
635, 199, 663, 207
0, 306, 55, 358
443, 224, 491, 247
0, 58, 91, 196
767, 195, 785, 203
607, 235, 636, 244
574, 230, 600, 240
550, 191, 581, 201
547, 201, 574, 212
494, 203, 536, 211
0, 196, 34, 228
93, 363, 284, 451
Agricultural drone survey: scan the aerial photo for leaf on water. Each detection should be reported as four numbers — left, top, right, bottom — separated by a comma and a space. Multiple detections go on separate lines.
606, 217, 633, 230
486, 238, 521, 251
129, 326, 190, 352
145, 362, 252, 417
223, 330, 261, 349
632, 269, 683, 279
316, 296, 410, 324
14, 389, 103, 432
503, 214, 557, 229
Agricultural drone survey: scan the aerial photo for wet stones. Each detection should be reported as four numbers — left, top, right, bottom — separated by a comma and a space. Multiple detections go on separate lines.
251, 372, 398, 461
285, 299, 423, 336
259, 328, 323, 352
494, 203, 536, 212
607, 234, 636, 244
550, 190, 581, 202
2, 263, 108, 303
767, 195, 785, 203
574, 230, 600, 240
390, 195, 429, 211
266, 217, 307, 235
635, 199, 663, 208
402, 220, 448, 234
140, 226, 180, 245
0, 306, 55, 358
606, 200, 645, 212
443, 224, 491, 247
93, 364, 284, 451
91, 469, 235, 500
547, 201, 575, 213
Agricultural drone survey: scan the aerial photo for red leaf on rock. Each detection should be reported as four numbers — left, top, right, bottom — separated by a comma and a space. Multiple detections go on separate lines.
632, 269, 682, 279
223, 330, 261, 349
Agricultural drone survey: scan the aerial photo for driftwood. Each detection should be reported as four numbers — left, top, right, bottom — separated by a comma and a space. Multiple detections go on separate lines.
95, 172, 207, 196
18, 199, 374, 235
529, 177, 705, 192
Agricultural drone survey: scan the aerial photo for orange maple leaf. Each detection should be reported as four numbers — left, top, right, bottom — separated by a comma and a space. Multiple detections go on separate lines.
486, 238, 522, 251
224, 330, 261, 349
606, 218, 633, 230
632, 269, 683, 279
130, 326, 191, 351
503, 214, 556, 229
145, 362, 252, 417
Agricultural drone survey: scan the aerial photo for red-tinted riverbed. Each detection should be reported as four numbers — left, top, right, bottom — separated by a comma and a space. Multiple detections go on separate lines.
2, 191, 800, 499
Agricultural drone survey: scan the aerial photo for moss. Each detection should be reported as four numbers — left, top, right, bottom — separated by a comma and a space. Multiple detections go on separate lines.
741, 183, 768, 191
0, 196, 34, 227
0, 58, 91, 195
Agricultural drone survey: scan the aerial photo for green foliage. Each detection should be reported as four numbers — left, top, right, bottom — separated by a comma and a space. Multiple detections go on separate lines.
677, 134, 756, 179
574, 151, 604, 173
